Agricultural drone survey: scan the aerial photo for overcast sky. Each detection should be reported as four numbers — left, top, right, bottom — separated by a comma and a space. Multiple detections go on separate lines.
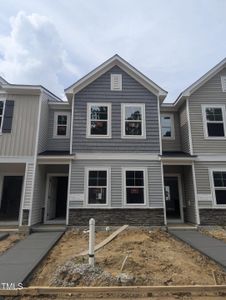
0, 0, 226, 102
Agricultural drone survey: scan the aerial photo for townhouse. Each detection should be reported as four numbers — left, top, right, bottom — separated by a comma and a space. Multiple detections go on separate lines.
0, 55, 226, 229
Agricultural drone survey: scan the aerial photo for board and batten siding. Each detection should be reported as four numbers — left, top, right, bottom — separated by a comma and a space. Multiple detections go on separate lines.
189, 68, 226, 154
162, 112, 182, 152
38, 91, 49, 154
194, 161, 226, 209
47, 108, 70, 152
72, 66, 160, 153
0, 94, 39, 156
69, 160, 164, 209
179, 102, 190, 154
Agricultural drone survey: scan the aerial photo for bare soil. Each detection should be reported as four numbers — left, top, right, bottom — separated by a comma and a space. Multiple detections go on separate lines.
30, 228, 226, 287
0, 233, 22, 255
200, 227, 226, 243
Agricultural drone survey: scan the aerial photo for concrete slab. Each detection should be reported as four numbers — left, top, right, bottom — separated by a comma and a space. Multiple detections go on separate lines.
0, 232, 63, 287
169, 229, 226, 270
0, 233, 8, 241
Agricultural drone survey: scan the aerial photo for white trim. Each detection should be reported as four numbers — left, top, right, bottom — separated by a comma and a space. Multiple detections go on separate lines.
221, 76, 226, 92
75, 153, 159, 160
84, 167, 111, 208
121, 103, 146, 139
19, 163, 29, 226
164, 173, 184, 223
122, 167, 148, 208
0, 175, 4, 210
192, 162, 200, 224
201, 104, 226, 140
157, 96, 162, 155
0, 99, 6, 134
111, 74, 122, 91
196, 155, 226, 162
53, 111, 71, 139
66, 161, 72, 225
0, 157, 34, 163
65, 54, 167, 100
70, 94, 74, 154
186, 98, 194, 155
44, 173, 68, 223
160, 113, 175, 140
209, 168, 226, 208
86, 103, 112, 138
160, 162, 167, 225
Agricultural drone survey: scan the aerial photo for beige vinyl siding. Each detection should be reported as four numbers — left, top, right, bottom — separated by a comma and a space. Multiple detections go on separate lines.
189, 68, 226, 154
69, 160, 164, 209
179, 102, 190, 153
194, 161, 226, 209
38, 92, 49, 154
0, 94, 39, 156
162, 112, 181, 152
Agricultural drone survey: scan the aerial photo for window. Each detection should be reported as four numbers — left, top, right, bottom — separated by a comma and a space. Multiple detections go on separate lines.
111, 74, 122, 91
0, 101, 5, 133
212, 171, 226, 205
122, 104, 146, 138
161, 114, 175, 139
202, 105, 226, 138
87, 169, 109, 205
87, 103, 111, 138
124, 169, 146, 205
221, 76, 226, 92
54, 112, 70, 138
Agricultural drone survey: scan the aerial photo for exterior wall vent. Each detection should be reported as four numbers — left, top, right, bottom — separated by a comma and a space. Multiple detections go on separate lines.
111, 74, 122, 91
221, 76, 226, 92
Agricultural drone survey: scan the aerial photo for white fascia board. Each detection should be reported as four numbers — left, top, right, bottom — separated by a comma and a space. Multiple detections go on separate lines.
0, 156, 34, 163
75, 153, 159, 160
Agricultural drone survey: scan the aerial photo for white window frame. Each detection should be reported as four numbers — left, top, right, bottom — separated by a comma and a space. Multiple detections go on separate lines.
86, 103, 111, 138
201, 104, 226, 140
209, 168, 226, 207
161, 113, 175, 140
121, 103, 146, 139
0, 100, 5, 134
111, 74, 122, 91
221, 76, 226, 92
53, 111, 71, 139
85, 167, 111, 207
122, 167, 148, 207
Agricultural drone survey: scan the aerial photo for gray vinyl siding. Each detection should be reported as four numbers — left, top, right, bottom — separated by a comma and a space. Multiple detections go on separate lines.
69, 160, 164, 209
194, 161, 226, 209
189, 68, 226, 154
22, 163, 35, 210
179, 102, 190, 153
162, 112, 181, 152
47, 108, 70, 151
72, 66, 160, 153
0, 94, 39, 156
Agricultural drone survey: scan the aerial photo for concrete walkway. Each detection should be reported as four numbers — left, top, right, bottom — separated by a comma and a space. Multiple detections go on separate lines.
0, 233, 8, 241
169, 229, 226, 270
0, 232, 63, 286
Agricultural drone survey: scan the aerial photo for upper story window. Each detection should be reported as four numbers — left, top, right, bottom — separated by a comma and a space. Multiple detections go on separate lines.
202, 105, 226, 138
212, 171, 226, 205
111, 74, 122, 91
87, 103, 111, 138
221, 76, 226, 92
0, 101, 5, 133
86, 168, 109, 206
53, 111, 70, 138
121, 104, 146, 138
161, 114, 175, 139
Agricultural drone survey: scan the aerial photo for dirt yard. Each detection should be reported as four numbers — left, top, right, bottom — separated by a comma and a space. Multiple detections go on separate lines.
200, 226, 226, 243
0, 233, 22, 255
29, 228, 226, 287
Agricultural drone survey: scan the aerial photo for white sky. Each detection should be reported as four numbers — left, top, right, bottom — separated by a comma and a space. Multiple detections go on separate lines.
0, 0, 226, 102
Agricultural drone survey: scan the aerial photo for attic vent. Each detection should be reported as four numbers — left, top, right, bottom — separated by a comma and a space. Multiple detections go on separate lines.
221, 76, 226, 92
111, 74, 122, 91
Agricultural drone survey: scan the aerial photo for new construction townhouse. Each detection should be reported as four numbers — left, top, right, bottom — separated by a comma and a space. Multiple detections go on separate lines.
0, 55, 226, 230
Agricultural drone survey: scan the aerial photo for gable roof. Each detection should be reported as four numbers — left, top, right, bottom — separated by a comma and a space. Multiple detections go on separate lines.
65, 54, 167, 101
174, 57, 226, 106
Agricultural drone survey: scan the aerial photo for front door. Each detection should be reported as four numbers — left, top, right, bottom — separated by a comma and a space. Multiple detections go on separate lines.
164, 176, 182, 221
46, 177, 57, 221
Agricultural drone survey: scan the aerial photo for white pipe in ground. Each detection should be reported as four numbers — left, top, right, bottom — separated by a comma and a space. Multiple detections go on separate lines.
88, 218, 95, 266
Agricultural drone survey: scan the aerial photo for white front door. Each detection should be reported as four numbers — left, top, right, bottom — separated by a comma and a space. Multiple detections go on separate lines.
46, 177, 57, 220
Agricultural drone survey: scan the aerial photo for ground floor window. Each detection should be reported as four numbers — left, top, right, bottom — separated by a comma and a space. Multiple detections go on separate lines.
213, 171, 226, 205
87, 169, 108, 205
124, 169, 146, 205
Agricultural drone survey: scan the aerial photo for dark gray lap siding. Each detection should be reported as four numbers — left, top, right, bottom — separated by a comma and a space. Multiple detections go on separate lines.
68, 209, 164, 226
73, 66, 160, 153
200, 209, 226, 225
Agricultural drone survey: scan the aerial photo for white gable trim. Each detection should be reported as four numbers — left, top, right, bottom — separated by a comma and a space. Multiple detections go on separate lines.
65, 55, 167, 101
